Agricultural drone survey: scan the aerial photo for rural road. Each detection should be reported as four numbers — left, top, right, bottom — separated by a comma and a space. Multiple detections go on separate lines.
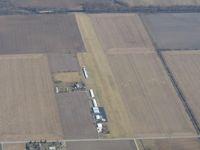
1, 135, 200, 144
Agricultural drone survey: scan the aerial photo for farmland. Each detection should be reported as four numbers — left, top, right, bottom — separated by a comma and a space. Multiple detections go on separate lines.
0, 14, 84, 54
56, 92, 97, 139
0, 4, 199, 150
89, 14, 154, 53
137, 138, 200, 150
107, 53, 195, 137
3, 144, 25, 150
118, 0, 200, 7
141, 13, 200, 50
163, 51, 200, 131
66, 140, 137, 150
47, 54, 80, 73
75, 13, 197, 138
0, 54, 63, 141
8, 0, 114, 10
53, 72, 81, 83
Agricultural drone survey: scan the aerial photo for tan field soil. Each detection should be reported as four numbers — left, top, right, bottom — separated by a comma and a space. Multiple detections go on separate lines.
53, 72, 81, 83
137, 138, 200, 150
0, 54, 63, 141
89, 13, 154, 53
107, 53, 196, 137
163, 51, 200, 130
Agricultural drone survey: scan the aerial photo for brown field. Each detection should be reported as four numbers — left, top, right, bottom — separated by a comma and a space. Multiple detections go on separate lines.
141, 13, 200, 50
53, 72, 81, 83
10, 0, 113, 9
89, 14, 154, 53
66, 140, 137, 150
3, 143, 24, 150
107, 53, 195, 137
137, 138, 200, 150
119, 0, 200, 7
0, 14, 84, 54
56, 92, 97, 139
76, 13, 196, 137
0, 54, 63, 141
47, 54, 80, 73
163, 51, 200, 130
10, 0, 83, 9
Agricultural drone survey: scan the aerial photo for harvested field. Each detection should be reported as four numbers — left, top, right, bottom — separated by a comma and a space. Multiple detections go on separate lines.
9, 0, 113, 9
47, 54, 80, 73
0, 14, 84, 54
141, 13, 200, 50
53, 72, 81, 83
163, 51, 200, 132
76, 13, 197, 137
107, 53, 196, 137
10, 0, 84, 9
0, 54, 63, 141
56, 92, 97, 139
118, 0, 200, 7
66, 140, 137, 150
137, 138, 200, 150
89, 14, 154, 53
3, 143, 24, 150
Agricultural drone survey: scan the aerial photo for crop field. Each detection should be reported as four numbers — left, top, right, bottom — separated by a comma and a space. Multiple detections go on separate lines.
118, 0, 200, 7
76, 13, 196, 137
0, 54, 63, 141
53, 72, 81, 83
137, 138, 200, 150
3, 144, 25, 150
5, 0, 200, 10
10, 0, 83, 9
107, 53, 195, 137
0, 14, 84, 54
141, 13, 200, 50
163, 51, 200, 130
89, 14, 154, 53
56, 92, 97, 139
47, 54, 80, 73
9, 0, 113, 9
66, 140, 137, 150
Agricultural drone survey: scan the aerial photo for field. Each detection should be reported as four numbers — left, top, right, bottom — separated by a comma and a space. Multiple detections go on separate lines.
3, 144, 24, 150
9, 0, 113, 9
47, 54, 80, 73
0, 14, 84, 54
89, 14, 154, 53
141, 13, 200, 50
137, 138, 200, 150
56, 92, 97, 139
107, 53, 195, 137
163, 51, 200, 130
118, 0, 200, 7
66, 140, 137, 150
53, 72, 81, 83
0, 54, 63, 141
8, 0, 200, 9
75, 13, 196, 137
